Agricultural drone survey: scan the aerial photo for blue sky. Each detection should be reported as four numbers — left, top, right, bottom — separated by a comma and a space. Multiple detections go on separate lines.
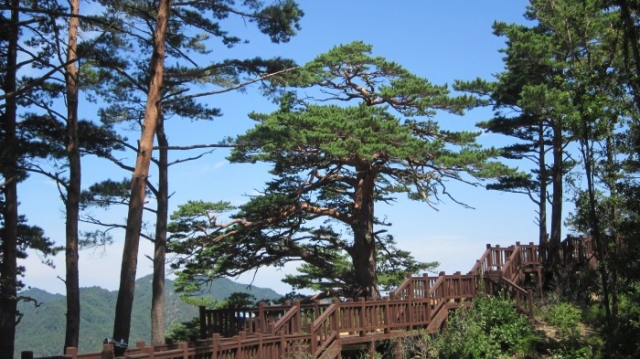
18, 1, 556, 296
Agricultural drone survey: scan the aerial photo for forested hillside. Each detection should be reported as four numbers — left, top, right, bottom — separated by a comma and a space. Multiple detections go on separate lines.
14, 275, 280, 358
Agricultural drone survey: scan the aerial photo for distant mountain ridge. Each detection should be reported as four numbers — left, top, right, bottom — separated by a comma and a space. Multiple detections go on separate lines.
15, 275, 281, 358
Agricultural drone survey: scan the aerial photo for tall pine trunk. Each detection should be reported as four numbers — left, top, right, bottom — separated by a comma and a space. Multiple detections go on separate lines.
151, 116, 168, 345
580, 117, 612, 331
604, 133, 619, 318
0, 1, 20, 357
617, 0, 640, 113
64, 0, 81, 350
113, 0, 171, 343
350, 164, 378, 299
550, 120, 563, 258
538, 122, 548, 247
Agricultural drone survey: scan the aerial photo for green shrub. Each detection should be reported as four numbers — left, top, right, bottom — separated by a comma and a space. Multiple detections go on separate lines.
165, 317, 201, 343
424, 293, 538, 358
583, 283, 640, 358
543, 302, 582, 339
541, 301, 603, 359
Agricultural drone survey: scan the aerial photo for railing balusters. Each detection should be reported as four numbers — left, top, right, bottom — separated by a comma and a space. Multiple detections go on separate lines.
26, 237, 598, 359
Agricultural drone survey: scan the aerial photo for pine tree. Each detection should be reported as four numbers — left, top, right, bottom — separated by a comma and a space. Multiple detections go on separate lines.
170, 42, 511, 299
456, 19, 576, 263
86, 0, 304, 343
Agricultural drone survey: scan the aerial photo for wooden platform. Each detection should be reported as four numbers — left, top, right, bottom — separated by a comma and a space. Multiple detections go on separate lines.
24, 236, 596, 359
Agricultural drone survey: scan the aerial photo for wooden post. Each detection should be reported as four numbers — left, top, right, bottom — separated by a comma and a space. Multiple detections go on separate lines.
421, 273, 429, 298
359, 297, 366, 337
236, 333, 245, 359
179, 341, 188, 358
407, 275, 414, 300
199, 306, 206, 339
212, 333, 220, 359
368, 340, 376, 358
258, 302, 266, 333
143, 345, 154, 358
537, 267, 543, 298
308, 321, 317, 355
407, 286, 414, 330
528, 242, 535, 263
255, 332, 263, 359
455, 271, 462, 301
294, 300, 301, 333
332, 298, 340, 336
346, 298, 355, 335
425, 272, 432, 321
438, 271, 446, 298
394, 337, 403, 359
383, 297, 390, 334
527, 289, 534, 320
101, 343, 115, 359
20, 351, 33, 359
65, 347, 78, 359
279, 329, 286, 358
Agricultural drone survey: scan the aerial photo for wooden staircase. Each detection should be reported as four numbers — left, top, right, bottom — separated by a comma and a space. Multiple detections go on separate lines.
22, 236, 596, 359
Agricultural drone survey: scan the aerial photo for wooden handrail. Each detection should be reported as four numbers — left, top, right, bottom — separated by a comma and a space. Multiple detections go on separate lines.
426, 273, 450, 321
268, 301, 300, 335
309, 300, 339, 356
29, 237, 597, 359
501, 245, 522, 283
469, 245, 492, 275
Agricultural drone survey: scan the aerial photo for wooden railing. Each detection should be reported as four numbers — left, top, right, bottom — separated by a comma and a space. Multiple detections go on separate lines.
308, 299, 339, 357
24, 236, 596, 359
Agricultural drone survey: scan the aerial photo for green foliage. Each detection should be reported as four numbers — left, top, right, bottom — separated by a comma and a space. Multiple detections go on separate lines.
171, 41, 512, 298
214, 292, 257, 309
456, 10, 584, 249
583, 284, 640, 358
423, 293, 538, 358
532, 297, 602, 359
164, 317, 201, 344
543, 302, 582, 339
282, 236, 438, 295
88, 0, 304, 129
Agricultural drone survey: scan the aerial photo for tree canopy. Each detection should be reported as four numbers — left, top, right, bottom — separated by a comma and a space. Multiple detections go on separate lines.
169, 42, 511, 299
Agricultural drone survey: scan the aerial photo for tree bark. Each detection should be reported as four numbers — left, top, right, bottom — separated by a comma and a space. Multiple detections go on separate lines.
350, 162, 379, 299
550, 120, 564, 265
538, 122, 548, 248
64, 0, 81, 350
151, 117, 168, 345
616, 0, 640, 113
604, 128, 619, 318
0, 1, 20, 357
113, 0, 171, 343
581, 118, 612, 331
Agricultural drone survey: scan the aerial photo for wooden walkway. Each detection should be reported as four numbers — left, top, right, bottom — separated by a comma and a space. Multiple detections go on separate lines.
22, 236, 596, 359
